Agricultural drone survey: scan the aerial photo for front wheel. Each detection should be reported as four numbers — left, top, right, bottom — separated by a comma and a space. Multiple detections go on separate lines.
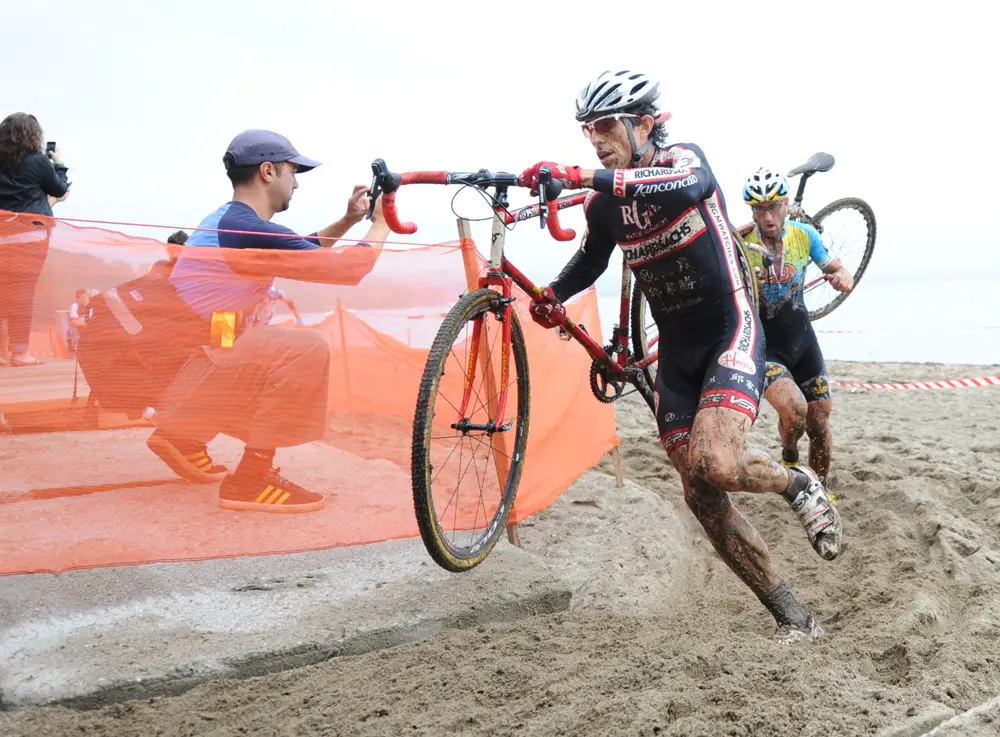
411, 288, 530, 572
795, 197, 877, 321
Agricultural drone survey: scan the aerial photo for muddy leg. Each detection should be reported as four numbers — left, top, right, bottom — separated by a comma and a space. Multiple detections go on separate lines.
806, 399, 833, 481
668, 445, 810, 629
764, 377, 808, 465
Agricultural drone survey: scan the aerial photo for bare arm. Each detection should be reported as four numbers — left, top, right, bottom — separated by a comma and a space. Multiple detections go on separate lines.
804, 223, 852, 292
822, 258, 854, 292
821, 258, 843, 274
359, 193, 389, 257
221, 196, 389, 285
220, 248, 375, 285
314, 185, 371, 245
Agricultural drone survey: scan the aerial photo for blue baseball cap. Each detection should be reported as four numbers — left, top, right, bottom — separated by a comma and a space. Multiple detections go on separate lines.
223, 129, 322, 173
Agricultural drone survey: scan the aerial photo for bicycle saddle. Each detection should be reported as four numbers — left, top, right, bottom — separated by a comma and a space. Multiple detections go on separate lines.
788, 152, 835, 177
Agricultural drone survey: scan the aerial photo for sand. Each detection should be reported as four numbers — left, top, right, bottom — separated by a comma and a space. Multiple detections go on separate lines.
5, 360, 1000, 736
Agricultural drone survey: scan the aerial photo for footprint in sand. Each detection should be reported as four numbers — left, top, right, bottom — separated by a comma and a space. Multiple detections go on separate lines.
872, 643, 912, 685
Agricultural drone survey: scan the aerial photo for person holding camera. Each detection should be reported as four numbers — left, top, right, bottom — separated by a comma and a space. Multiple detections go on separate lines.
0, 112, 70, 367
143, 129, 388, 513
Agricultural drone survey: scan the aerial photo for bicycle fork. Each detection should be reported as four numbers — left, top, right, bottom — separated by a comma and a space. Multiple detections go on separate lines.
454, 291, 514, 434
453, 209, 515, 435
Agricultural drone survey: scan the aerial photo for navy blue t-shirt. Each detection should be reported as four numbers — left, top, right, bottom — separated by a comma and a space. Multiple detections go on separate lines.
170, 201, 322, 318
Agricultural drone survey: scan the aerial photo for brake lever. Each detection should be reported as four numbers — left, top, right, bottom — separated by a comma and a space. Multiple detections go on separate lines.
366, 176, 382, 221
536, 166, 554, 230
367, 159, 403, 221
367, 160, 387, 221
534, 166, 571, 240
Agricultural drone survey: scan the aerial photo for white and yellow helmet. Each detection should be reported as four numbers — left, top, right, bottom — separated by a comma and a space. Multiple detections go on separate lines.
743, 167, 789, 204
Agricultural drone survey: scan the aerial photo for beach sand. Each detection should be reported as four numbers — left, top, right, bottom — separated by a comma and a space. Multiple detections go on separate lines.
6, 360, 1000, 736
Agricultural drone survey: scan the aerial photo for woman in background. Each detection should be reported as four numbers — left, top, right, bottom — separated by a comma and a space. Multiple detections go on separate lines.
0, 112, 70, 366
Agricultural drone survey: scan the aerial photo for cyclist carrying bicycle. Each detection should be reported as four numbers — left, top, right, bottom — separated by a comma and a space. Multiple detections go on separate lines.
520, 70, 842, 640
742, 168, 854, 483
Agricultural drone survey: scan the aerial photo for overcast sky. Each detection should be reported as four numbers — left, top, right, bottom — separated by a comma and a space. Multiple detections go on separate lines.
6, 0, 998, 300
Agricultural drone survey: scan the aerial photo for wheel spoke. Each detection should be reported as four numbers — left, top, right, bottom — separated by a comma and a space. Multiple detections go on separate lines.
467, 313, 503, 421
445, 316, 489, 421
803, 203, 874, 318
444, 433, 467, 541
469, 436, 487, 545
431, 437, 463, 485
469, 432, 505, 528
444, 436, 482, 543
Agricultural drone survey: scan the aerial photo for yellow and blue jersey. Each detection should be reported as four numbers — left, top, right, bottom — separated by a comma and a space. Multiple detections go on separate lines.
744, 220, 833, 400
743, 221, 832, 320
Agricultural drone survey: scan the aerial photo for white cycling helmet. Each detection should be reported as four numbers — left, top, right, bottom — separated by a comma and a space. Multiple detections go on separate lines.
575, 70, 660, 122
743, 167, 790, 205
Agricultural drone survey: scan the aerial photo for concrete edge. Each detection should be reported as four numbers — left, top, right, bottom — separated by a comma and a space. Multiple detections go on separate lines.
919, 693, 1000, 737
3, 587, 571, 712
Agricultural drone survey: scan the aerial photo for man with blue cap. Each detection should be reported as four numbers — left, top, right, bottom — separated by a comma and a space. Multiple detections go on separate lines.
146, 129, 388, 514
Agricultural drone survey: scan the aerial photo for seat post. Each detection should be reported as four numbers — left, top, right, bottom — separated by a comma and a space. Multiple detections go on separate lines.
793, 171, 813, 207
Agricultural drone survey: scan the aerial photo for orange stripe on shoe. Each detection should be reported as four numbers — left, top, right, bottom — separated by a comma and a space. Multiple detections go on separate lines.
265, 488, 285, 505
254, 485, 275, 504
276, 492, 291, 505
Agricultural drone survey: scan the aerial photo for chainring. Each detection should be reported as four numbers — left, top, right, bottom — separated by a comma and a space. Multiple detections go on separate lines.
589, 356, 626, 403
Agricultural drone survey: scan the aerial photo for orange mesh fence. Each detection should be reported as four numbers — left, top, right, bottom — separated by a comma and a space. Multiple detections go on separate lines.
0, 212, 618, 575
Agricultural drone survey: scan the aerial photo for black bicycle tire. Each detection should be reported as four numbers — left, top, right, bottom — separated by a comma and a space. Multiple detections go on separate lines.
411, 288, 530, 572
732, 228, 761, 311
805, 197, 877, 321
629, 284, 658, 403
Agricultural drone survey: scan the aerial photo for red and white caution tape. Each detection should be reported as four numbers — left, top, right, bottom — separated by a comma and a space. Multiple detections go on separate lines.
817, 327, 1000, 335
831, 376, 1000, 391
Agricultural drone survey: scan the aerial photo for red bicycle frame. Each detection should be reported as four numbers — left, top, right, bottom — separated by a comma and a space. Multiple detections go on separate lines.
369, 161, 654, 427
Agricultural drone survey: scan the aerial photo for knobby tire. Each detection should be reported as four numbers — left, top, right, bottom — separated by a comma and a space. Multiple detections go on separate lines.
802, 197, 877, 320
411, 288, 530, 572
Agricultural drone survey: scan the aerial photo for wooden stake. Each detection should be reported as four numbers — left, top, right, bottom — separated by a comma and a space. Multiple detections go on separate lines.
456, 219, 521, 547
335, 298, 357, 434
611, 445, 624, 488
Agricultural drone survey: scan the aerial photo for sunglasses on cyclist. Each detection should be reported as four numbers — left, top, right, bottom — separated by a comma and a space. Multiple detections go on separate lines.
751, 200, 786, 214
581, 113, 641, 139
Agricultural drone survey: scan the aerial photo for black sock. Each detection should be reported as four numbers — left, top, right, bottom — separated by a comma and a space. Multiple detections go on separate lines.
237, 448, 275, 477
757, 581, 810, 629
781, 467, 808, 503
